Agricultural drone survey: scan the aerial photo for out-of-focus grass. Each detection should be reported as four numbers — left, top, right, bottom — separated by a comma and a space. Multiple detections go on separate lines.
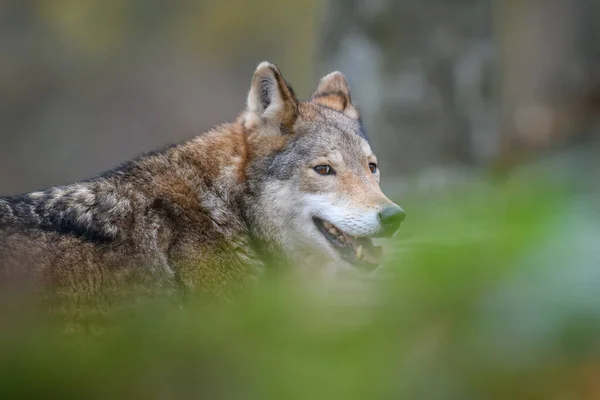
1, 175, 599, 400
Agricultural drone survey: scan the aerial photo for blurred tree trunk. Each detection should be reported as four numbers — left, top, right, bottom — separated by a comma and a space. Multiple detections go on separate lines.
318, 0, 497, 176
317, 0, 599, 178
493, 0, 600, 174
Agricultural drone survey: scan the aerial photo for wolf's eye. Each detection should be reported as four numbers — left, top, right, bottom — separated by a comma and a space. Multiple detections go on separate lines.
314, 165, 334, 176
369, 163, 378, 174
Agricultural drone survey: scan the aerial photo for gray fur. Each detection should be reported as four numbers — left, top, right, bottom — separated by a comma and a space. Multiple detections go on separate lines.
0, 62, 403, 300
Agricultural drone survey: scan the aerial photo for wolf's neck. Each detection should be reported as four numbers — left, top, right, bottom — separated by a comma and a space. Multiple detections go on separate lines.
135, 122, 249, 209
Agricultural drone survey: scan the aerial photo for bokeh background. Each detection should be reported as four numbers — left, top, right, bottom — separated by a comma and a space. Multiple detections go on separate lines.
2, 0, 598, 196
2, 1, 600, 399
0, 0, 321, 194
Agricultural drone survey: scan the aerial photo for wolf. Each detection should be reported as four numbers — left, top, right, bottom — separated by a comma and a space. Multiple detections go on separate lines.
0, 62, 405, 300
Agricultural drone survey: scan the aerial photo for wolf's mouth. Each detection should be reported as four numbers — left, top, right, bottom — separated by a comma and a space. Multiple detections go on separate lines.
312, 217, 382, 271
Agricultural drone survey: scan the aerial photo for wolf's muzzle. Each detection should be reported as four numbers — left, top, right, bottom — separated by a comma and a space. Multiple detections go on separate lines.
378, 205, 406, 237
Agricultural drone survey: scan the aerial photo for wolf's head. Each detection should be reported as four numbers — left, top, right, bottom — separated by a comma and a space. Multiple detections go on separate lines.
242, 62, 405, 272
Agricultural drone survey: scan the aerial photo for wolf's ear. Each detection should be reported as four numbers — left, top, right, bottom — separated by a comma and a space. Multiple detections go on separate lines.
244, 61, 298, 132
311, 71, 359, 119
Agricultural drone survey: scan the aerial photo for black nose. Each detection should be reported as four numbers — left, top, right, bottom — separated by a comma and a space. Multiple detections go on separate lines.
378, 205, 406, 237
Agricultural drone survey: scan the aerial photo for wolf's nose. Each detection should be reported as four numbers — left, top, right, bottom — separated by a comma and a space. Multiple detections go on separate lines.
378, 205, 406, 237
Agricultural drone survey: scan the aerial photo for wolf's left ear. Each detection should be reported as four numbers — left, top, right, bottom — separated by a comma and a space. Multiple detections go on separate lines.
311, 71, 359, 119
244, 61, 298, 132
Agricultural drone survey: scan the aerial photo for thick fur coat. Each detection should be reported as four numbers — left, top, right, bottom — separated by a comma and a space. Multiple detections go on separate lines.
0, 62, 404, 300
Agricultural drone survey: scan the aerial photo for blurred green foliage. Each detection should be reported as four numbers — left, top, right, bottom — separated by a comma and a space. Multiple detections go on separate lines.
1, 176, 598, 400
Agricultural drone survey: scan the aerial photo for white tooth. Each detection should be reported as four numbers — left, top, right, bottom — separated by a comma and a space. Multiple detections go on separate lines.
323, 221, 333, 229
328, 228, 338, 235
356, 245, 363, 259
338, 235, 346, 242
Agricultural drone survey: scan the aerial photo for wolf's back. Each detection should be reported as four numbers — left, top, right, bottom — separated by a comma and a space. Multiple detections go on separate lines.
0, 182, 132, 242
0, 183, 129, 279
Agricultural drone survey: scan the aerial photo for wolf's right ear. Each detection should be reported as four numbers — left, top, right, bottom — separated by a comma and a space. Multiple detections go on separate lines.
244, 62, 298, 132
311, 71, 359, 119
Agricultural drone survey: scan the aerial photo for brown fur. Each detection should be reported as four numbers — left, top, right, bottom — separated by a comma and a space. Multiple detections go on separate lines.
1, 124, 262, 301
0, 62, 402, 303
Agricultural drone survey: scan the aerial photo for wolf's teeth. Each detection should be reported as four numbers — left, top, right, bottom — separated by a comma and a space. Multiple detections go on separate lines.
323, 221, 333, 229
328, 228, 338, 236
338, 235, 346, 243
356, 245, 363, 260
